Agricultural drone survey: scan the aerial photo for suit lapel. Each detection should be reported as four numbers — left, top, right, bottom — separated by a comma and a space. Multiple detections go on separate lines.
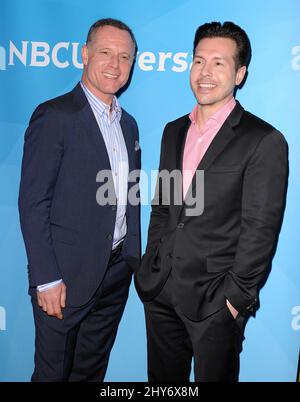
74, 83, 135, 173
120, 112, 140, 221
197, 102, 244, 171
176, 116, 191, 172
120, 114, 134, 174
182, 102, 244, 215
73, 83, 112, 171
173, 116, 191, 220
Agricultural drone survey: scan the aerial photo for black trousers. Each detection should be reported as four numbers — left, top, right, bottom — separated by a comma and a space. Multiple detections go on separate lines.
31, 243, 132, 382
144, 273, 245, 382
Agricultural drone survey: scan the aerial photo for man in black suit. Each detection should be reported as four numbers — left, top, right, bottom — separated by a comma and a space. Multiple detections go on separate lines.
135, 21, 288, 381
19, 18, 141, 381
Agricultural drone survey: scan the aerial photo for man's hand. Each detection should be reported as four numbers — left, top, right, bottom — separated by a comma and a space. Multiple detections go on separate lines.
37, 282, 66, 319
226, 299, 238, 319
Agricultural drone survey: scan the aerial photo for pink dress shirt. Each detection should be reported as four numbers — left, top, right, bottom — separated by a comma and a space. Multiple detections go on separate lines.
182, 98, 236, 199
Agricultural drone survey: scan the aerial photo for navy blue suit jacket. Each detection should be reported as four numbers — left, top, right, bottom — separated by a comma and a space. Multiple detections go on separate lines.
19, 83, 141, 307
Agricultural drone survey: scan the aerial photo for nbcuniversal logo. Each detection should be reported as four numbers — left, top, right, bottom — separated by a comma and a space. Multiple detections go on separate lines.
0, 41, 83, 70
0, 45, 6, 70
0, 40, 299, 72
0, 40, 193, 72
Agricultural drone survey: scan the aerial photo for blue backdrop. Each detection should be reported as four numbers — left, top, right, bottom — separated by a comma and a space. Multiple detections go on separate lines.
0, 0, 299, 382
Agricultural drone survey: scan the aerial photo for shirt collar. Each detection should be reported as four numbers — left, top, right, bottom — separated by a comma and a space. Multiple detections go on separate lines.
80, 81, 122, 123
189, 97, 236, 127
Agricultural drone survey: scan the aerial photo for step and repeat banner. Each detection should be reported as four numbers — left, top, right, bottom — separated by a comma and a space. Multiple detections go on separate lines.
0, 0, 299, 381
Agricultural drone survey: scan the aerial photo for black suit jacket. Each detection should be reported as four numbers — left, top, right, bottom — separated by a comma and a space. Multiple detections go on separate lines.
19, 83, 141, 307
135, 101, 288, 320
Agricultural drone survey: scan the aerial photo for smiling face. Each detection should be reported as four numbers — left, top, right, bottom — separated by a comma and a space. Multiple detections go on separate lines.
81, 25, 135, 105
190, 37, 246, 115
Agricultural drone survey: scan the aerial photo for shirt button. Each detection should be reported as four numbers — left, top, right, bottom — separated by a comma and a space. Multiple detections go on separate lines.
198, 138, 202, 143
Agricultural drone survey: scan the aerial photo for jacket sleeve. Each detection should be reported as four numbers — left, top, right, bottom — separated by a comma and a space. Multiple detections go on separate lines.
18, 103, 64, 286
224, 130, 288, 315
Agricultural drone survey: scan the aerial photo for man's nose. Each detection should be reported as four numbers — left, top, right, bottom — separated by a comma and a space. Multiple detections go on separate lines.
109, 54, 120, 68
201, 62, 212, 76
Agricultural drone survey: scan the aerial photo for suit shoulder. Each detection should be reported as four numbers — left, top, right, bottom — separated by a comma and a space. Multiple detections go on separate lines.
161, 114, 189, 140
40, 89, 75, 113
121, 108, 139, 137
165, 114, 190, 129
121, 108, 138, 126
242, 110, 275, 131
27, 89, 75, 134
241, 110, 287, 146
29, 89, 74, 122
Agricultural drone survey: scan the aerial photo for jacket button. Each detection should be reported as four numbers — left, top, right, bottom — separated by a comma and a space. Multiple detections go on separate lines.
177, 223, 184, 229
107, 234, 113, 241
111, 205, 116, 211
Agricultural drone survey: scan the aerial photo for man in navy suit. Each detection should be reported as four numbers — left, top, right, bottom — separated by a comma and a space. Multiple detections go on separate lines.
19, 18, 141, 382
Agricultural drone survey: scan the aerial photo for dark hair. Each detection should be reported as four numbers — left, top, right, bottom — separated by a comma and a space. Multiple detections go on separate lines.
193, 21, 251, 68
86, 18, 137, 54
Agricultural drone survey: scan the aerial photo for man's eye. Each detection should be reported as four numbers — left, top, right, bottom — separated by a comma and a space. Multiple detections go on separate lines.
120, 55, 130, 62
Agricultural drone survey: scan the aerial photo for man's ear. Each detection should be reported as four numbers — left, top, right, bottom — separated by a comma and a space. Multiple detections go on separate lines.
81, 44, 88, 66
236, 65, 247, 86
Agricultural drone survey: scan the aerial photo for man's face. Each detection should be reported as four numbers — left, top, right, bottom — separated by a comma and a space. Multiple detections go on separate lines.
190, 37, 246, 112
81, 25, 135, 104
